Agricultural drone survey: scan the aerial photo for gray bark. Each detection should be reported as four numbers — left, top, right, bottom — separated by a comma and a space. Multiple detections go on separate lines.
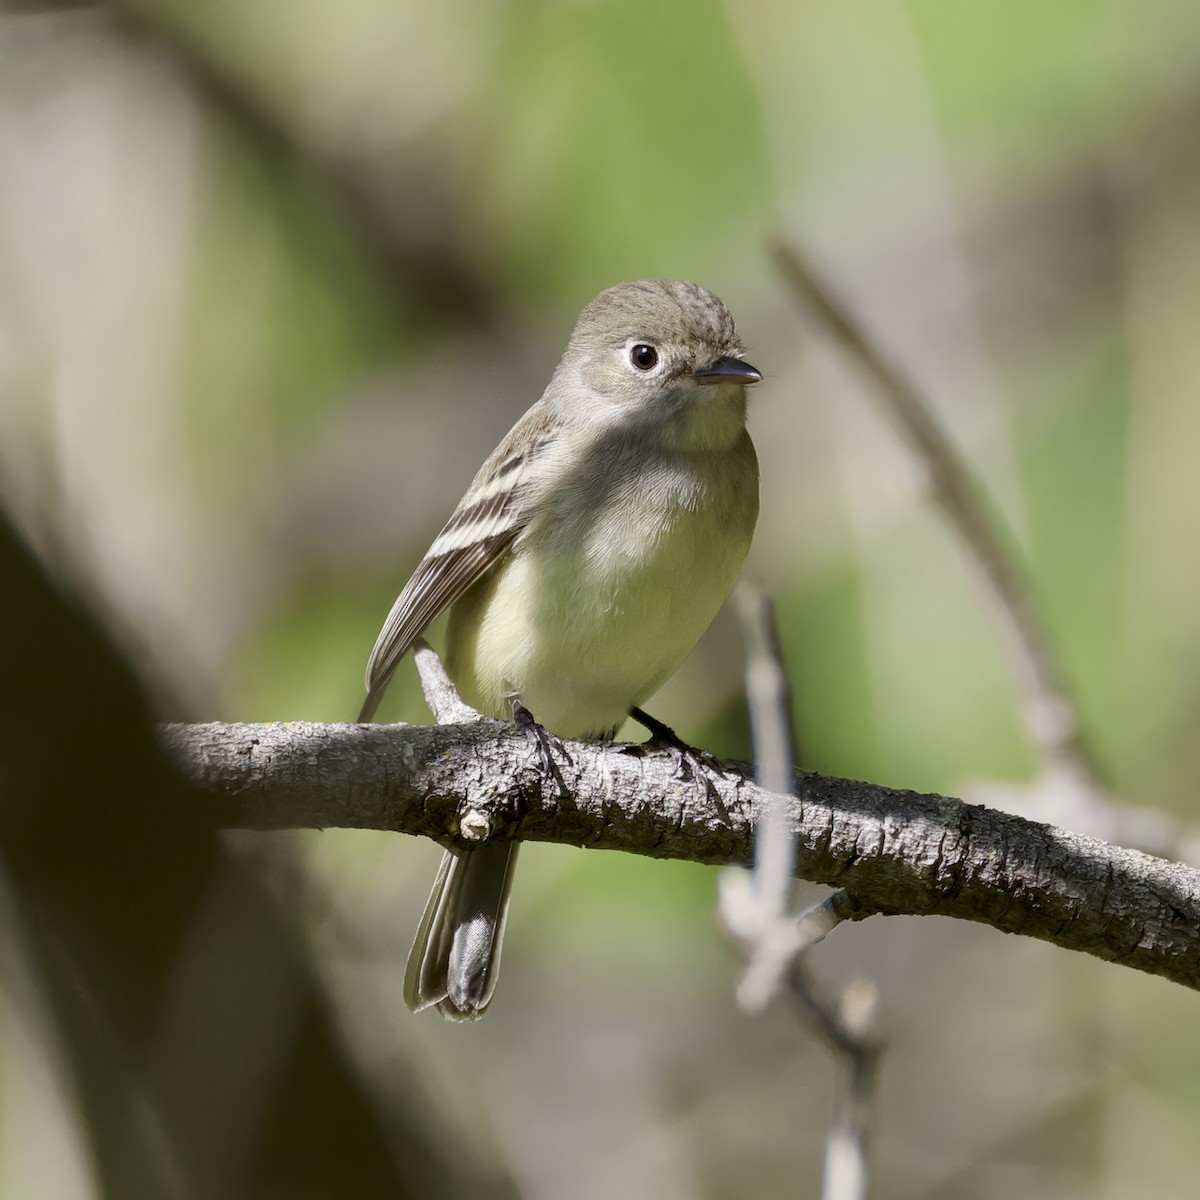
162, 720, 1200, 992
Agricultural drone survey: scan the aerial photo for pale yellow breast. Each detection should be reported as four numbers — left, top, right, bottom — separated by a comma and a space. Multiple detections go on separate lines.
446, 428, 758, 738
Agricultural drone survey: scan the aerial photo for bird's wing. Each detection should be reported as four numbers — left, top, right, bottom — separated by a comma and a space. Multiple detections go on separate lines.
357, 406, 558, 722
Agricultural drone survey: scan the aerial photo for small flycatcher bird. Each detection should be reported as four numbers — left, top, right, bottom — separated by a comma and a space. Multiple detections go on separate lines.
359, 279, 761, 1020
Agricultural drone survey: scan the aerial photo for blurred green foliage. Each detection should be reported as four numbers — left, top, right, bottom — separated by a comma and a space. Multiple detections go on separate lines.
468, 0, 775, 292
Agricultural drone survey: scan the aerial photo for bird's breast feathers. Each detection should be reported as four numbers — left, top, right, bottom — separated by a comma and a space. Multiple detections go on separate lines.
446, 429, 758, 737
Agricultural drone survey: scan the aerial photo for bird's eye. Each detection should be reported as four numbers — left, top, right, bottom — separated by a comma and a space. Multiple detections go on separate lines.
630, 344, 658, 371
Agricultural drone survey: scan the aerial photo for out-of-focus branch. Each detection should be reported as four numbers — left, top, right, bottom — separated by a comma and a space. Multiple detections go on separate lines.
800, 972, 882, 1200
725, 585, 881, 1200
735, 586, 798, 919
162, 716, 1200, 993
719, 587, 803, 1013
771, 239, 1101, 796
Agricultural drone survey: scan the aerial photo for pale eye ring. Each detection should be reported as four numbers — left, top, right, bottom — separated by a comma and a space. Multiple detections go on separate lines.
629, 343, 658, 371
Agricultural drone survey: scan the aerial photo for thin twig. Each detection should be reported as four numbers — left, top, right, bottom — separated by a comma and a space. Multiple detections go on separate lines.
720, 586, 799, 1012
736, 585, 798, 916
730, 585, 883, 1200
411, 638, 479, 726
800, 971, 883, 1200
771, 238, 1102, 795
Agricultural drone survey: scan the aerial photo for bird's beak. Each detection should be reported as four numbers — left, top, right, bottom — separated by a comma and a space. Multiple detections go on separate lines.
692, 355, 763, 386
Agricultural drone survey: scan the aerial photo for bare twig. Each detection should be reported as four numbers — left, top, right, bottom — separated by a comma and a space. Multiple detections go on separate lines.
735, 585, 798, 919
411, 638, 479, 726
800, 972, 882, 1200
729, 585, 883, 1200
771, 239, 1101, 796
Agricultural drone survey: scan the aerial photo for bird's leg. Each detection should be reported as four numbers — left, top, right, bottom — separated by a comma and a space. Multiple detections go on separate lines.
507, 694, 571, 796
628, 707, 721, 783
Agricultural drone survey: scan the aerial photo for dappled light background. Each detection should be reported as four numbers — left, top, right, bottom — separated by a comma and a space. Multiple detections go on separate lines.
2, 1, 1199, 1195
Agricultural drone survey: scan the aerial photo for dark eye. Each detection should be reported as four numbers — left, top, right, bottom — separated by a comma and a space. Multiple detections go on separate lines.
630, 343, 658, 371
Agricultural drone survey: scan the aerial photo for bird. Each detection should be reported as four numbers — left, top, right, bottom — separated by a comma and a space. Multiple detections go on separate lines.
358, 279, 761, 1020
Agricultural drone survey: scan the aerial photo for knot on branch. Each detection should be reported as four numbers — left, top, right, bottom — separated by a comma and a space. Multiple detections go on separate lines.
458, 809, 493, 843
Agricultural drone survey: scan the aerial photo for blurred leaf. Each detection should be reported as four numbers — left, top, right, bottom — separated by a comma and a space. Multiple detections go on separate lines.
471, 0, 773, 295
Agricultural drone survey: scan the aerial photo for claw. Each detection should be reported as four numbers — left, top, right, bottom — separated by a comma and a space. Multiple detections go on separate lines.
629, 707, 723, 796
508, 695, 571, 796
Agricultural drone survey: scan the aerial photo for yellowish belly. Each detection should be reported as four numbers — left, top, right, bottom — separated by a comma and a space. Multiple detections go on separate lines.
446, 438, 757, 738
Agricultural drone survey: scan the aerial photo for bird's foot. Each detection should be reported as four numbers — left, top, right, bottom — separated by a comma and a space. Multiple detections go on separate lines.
508, 695, 571, 796
627, 707, 722, 791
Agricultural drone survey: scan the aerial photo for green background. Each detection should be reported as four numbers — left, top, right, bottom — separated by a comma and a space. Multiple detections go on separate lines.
2, 1, 1198, 1194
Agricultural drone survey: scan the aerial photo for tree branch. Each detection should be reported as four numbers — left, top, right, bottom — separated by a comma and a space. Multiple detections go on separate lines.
162, 720, 1200, 992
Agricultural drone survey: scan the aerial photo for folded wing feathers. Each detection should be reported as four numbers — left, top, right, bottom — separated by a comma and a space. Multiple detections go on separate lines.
358, 417, 556, 722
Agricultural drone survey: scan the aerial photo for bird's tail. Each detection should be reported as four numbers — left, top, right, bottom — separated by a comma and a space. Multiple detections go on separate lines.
403, 841, 518, 1021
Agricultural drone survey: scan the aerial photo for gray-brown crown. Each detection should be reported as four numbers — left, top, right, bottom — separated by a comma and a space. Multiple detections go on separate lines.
569, 279, 742, 358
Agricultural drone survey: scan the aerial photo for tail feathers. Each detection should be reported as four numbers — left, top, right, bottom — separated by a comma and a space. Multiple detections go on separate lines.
357, 686, 384, 724
403, 842, 518, 1022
